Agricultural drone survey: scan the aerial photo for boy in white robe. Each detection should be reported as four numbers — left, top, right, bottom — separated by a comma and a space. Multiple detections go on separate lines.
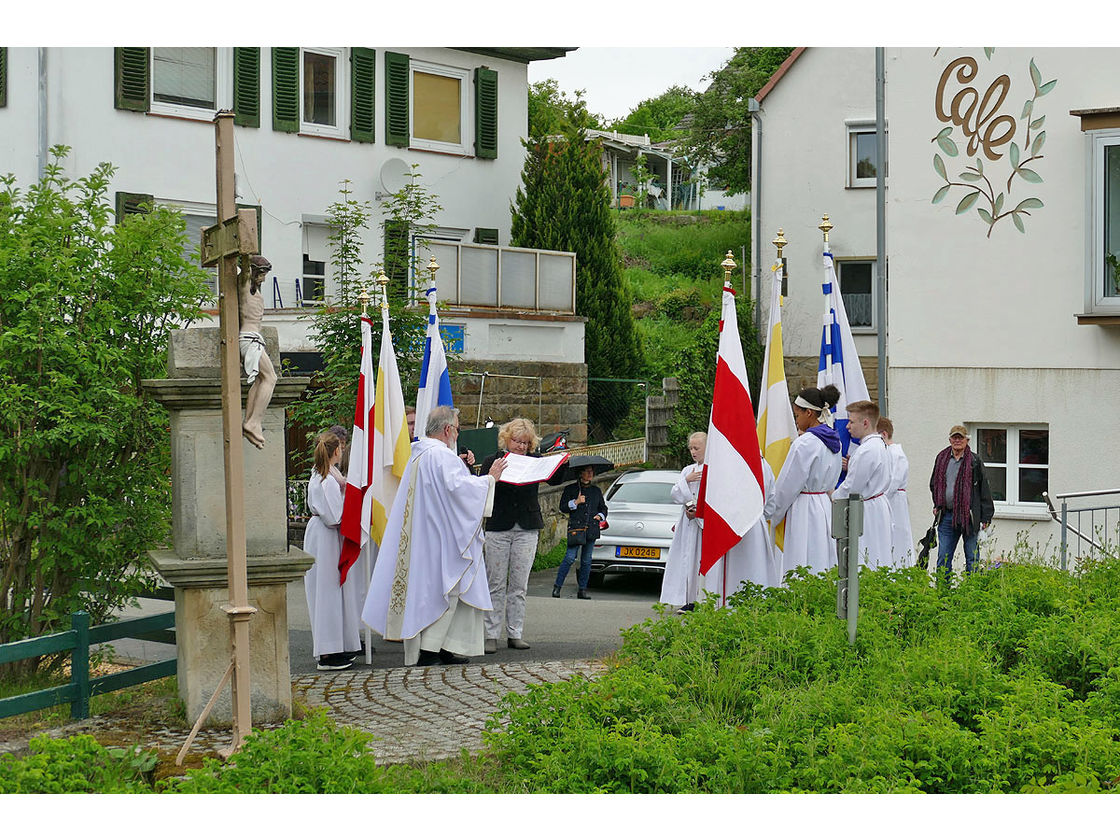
833, 401, 894, 570
878, 417, 915, 566
362, 406, 507, 666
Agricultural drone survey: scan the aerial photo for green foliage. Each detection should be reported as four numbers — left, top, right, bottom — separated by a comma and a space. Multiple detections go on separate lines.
678, 48, 795, 196
527, 79, 602, 139
617, 210, 749, 280
0, 147, 209, 671
0, 734, 157, 793
608, 85, 697, 144
287, 178, 429, 457
510, 132, 642, 438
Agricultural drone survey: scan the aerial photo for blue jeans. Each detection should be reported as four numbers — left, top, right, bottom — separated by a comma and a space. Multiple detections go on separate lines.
936, 512, 978, 583
555, 540, 595, 589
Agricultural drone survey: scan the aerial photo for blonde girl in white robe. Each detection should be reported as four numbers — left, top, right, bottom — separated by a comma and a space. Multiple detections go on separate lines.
659, 432, 707, 609
303, 431, 363, 671
878, 418, 915, 566
764, 385, 843, 582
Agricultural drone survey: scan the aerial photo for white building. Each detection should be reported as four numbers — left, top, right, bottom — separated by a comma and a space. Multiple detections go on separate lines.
0, 47, 584, 368
752, 47, 1120, 560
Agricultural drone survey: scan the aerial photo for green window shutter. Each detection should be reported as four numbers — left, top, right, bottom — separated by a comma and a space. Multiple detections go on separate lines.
384, 219, 410, 296
114, 48, 150, 112
233, 47, 260, 128
474, 227, 499, 245
350, 47, 376, 143
384, 51, 410, 148
237, 203, 263, 250
474, 67, 498, 160
0, 48, 7, 109
115, 191, 153, 224
272, 47, 299, 133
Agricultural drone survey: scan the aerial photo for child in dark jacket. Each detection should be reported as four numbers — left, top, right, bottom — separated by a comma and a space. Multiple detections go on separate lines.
553, 466, 608, 599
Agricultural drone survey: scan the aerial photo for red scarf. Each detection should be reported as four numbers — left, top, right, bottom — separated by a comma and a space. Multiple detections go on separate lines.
932, 446, 974, 532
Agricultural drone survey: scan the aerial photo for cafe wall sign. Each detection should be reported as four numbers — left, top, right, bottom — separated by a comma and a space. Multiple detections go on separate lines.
931, 50, 1057, 238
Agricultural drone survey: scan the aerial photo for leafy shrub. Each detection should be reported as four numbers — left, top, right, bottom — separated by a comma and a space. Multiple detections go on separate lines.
0, 734, 157, 793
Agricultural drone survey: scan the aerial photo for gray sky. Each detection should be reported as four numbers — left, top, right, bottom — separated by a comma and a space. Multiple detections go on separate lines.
527, 48, 737, 125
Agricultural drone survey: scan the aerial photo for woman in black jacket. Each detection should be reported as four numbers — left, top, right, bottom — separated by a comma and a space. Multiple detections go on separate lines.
479, 419, 563, 653
553, 466, 608, 600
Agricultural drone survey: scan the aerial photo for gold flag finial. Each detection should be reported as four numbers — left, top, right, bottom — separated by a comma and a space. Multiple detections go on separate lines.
819, 214, 834, 243
721, 250, 736, 288
375, 272, 389, 309
772, 228, 787, 259
357, 286, 371, 316
427, 255, 439, 281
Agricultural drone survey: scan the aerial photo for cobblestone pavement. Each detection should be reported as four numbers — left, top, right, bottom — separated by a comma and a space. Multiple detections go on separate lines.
292, 658, 605, 765
0, 659, 605, 767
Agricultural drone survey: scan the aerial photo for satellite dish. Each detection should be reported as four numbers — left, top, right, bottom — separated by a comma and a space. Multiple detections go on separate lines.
380, 158, 410, 195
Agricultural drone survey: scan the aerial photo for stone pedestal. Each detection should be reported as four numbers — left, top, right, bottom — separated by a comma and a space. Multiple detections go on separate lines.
143, 327, 312, 725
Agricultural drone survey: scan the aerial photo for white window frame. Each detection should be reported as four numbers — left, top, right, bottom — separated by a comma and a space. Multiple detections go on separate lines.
971, 424, 1050, 517
846, 119, 888, 189
299, 47, 349, 139
150, 48, 231, 120
159, 199, 219, 299
1086, 129, 1120, 314
409, 59, 471, 155
835, 257, 877, 334
301, 220, 331, 305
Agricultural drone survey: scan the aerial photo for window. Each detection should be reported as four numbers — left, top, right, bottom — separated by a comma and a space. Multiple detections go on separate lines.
300, 48, 347, 137
836, 259, 875, 331
847, 121, 888, 188
1088, 130, 1120, 313
301, 222, 330, 304
974, 425, 1049, 512
174, 204, 219, 299
150, 48, 230, 119
411, 60, 470, 154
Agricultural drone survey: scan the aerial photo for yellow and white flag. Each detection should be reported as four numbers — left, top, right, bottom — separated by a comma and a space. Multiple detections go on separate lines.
371, 295, 412, 546
755, 261, 797, 550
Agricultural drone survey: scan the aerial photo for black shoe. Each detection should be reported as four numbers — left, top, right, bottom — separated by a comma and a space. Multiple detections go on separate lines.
317, 653, 355, 671
439, 648, 470, 665
342, 648, 367, 659
675, 602, 695, 615
507, 637, 530, 650
577, 589, 591, 600
552, 585, 562, 598
415, 649, 441, 666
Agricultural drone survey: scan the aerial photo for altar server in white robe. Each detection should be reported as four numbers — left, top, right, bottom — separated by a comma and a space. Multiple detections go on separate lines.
833, 400, 894, 570
659, 432, 708, 609
701, 458, 778, 603
304, 431, 363, 671
362, 406, 507, 666
764, 385, 843, 582
878, 417, 915, 566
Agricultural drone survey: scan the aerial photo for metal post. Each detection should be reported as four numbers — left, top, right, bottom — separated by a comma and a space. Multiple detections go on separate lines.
875, 47, 888, 414
214, 112, 255, 749
70, 611, 90, 720
832, 495, 863, 645
1060, 498, 1069, 571
833, 498, 849, 619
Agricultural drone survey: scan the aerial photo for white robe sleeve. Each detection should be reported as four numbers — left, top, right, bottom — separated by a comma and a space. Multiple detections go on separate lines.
308, 473, 344, 527
834, 438, 880, 500
670, 465, 699, 506
764, 436, 813, 522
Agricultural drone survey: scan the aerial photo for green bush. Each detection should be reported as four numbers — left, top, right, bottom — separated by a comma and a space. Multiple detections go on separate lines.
0, 734, 157, 793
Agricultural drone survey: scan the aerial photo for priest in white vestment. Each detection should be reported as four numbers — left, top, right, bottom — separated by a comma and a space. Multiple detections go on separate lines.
362, 405, 507, 666
833, 401, 894, 570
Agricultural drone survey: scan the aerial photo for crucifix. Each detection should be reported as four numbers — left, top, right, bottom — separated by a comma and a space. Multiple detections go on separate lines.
185, 111, 259, 756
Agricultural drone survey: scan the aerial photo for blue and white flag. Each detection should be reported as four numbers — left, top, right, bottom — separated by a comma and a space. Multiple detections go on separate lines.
818, 246, 870, 462
413, 286, 454, 438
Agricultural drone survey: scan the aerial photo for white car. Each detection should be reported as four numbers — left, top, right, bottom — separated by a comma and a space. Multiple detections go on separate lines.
589, 469, 682, 585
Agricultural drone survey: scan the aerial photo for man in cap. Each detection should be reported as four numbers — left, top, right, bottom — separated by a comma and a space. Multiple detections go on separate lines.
929, 424, 994, 586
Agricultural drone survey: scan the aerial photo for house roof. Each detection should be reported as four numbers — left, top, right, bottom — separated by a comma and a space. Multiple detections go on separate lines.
754, 47, 807, 103
454, 48, 575, 64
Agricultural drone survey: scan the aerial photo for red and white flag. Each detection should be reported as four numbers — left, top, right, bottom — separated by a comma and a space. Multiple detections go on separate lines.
338, 313, 375, 585
696, 282, 766, 575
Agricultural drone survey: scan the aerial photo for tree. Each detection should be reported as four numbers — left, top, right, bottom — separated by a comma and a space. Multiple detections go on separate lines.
527, 79, 602, 139
0, 147, 211, 674
287, 175, 435, 452
678, 47, 795, 196
510, 131, 643, 439
608, 85, 697, 144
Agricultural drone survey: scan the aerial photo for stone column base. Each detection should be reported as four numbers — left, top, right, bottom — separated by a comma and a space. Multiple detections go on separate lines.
150, 549, 313, 725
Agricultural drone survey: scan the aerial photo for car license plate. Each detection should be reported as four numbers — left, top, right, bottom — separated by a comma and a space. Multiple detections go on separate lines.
617, 546, 660, 559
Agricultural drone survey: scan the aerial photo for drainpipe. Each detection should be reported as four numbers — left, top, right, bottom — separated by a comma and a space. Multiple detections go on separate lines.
749, 96, 762, 335
38, 48, 48, 178
875, 48, 887, 414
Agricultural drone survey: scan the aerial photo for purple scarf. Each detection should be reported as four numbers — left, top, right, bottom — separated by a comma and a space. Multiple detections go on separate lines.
932, 446, 973, 531
806, 424, 842, 453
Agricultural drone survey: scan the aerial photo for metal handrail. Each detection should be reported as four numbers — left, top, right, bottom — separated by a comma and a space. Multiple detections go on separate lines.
1044, 490, 1120, 570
